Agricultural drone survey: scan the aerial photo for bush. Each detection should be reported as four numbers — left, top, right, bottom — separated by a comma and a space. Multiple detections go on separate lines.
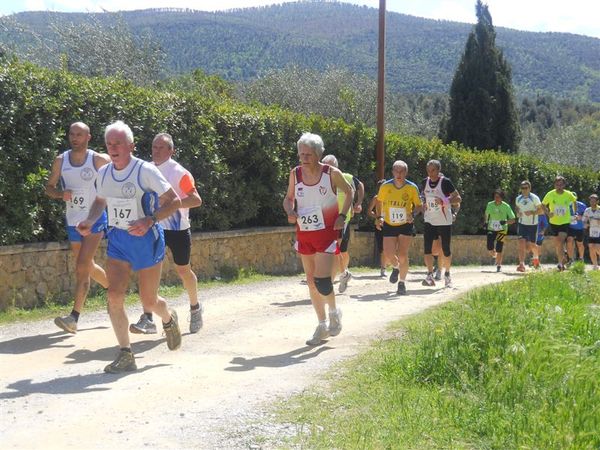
1, 58, 598, 245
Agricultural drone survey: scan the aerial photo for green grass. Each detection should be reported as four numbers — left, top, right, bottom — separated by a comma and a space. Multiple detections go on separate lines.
277, 268, 600, 449
0, 266, 276, 325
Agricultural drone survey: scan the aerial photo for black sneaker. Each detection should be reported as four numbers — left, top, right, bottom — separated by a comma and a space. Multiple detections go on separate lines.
389, 268, 399, 284
496, 265, 502, 272
397, 281, 407, 295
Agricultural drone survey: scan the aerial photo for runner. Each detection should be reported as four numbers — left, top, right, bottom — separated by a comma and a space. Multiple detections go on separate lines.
321, 154, 365, 293
375, 160, 423, 295
484, 189, 516, 272
367, 179, 387, 277
45, 122, 110, 333
583, 194, 600, 270
77, 120, 182, 373
283, 133, 352, 346
514, 180, 544, 272
542, 176, 577, 271
129, 133, 204, 335
566, 193, 587, 264
420, 161, 461, 287
536, 212, 549, 255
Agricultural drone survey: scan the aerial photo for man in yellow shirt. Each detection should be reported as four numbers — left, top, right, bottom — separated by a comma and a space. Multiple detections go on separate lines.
376, 160, 423, 295
542, 176, 577, 271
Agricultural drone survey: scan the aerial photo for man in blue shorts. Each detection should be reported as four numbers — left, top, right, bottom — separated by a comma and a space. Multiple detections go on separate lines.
45, 122, 110, 333
78, 121, 182, 373
514, 180, 544, 271
566, 194, 587, 263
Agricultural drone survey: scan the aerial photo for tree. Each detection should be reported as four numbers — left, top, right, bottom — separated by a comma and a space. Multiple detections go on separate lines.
444, 0, 520, 153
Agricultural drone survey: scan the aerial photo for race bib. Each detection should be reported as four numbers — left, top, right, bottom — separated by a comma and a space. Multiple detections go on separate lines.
297, 206, 325, 231
590, 226, 600, 238
107, 197, 138, 230
389, 207, 407, 224
571, 216, 578, 225
426, 199, 441, 211
68, 188, 91, 213
554, 206, 567, 217
491, 220, 503, 231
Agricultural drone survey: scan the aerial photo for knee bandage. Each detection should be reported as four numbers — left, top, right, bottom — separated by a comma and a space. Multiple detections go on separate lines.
314, 277, 333, 296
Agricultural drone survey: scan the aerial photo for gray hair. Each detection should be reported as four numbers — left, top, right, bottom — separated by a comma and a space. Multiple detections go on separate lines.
153, 133, 174, 150
105, 120, 134, 144
426, 159, 442, 171
297, 133, 325, 159
321, 154, 338, 168
392, 160, 408, 173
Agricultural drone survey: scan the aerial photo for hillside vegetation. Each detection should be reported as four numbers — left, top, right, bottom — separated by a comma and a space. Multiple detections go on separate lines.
1, 2, 599, 101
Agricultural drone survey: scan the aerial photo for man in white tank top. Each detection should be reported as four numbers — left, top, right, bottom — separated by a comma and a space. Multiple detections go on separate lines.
129, 133, 203, 335
45, 122, 110, 334
78, 121, 183, 373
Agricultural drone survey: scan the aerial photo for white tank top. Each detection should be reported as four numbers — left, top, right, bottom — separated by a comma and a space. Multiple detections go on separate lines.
60, 149, 100, 226
155, 158, 192, 231
98, 156, 170, 230
294, 165, 339, 234
423, 176, 453, 226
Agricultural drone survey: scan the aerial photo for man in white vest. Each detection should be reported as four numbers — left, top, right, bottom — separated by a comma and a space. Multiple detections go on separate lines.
129, 133, 203, 335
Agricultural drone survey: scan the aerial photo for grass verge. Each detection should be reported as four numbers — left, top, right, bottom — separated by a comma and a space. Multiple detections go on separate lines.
277, 268, 600, 449
0, 267, 276, 325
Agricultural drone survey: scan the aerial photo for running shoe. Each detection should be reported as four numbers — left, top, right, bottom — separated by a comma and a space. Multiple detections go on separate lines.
422, 273, 435, 287
163, 310, 182, 350
532, 259, 540, 269
434, 268, 442, 281
380, 268, 386, 277
496, 265, 502, 272
104, 350, 137, 374
444, 274, 453, 288
557, 263, 565, 272
397, 281, 407, 295
306, 323, 329, 346
189, 305, 203, 334
389, 268, 399, 284
328, 309, 342, 337
516, 264, 526, 272
338, 271, 352, 294
54, 315, 77, 334
129, 314, 157, 334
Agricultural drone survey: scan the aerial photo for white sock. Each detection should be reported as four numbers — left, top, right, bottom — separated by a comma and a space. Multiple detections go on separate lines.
329, 308, 337, 315
319, 320, 327, 327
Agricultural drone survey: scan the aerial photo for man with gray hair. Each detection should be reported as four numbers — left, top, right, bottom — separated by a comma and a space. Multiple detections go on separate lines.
321, 154, 365, 293
78, 120, 183, 373
421, 159, 461, 287
129, 133, 204, 335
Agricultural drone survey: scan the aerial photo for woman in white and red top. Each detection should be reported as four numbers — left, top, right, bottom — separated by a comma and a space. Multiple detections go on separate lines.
283, 133, 353, 346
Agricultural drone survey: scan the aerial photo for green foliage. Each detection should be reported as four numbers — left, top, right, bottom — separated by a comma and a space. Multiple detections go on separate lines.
279, 271, 600, 448
445, 1, 521, 153
2, 3, 600, 101
1, 59, 598, 245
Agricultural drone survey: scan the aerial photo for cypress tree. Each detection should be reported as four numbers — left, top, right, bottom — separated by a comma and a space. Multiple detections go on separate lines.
444, 0, 520, 152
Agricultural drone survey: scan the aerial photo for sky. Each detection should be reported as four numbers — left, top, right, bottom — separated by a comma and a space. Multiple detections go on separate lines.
0, 0, 599, 39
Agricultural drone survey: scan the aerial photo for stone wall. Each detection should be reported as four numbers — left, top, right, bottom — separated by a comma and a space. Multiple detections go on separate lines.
0, 227, 558, 310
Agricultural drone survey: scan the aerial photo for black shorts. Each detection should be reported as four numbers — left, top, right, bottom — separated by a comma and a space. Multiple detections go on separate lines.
164, 229, 192, 266
423, 222, 452, 257
517, 224, 538, 243
339, 223, 351, 253
549, 223, 569, 236
382, 222, 415, 237
588, 237, 600, 245
567, 227, 584, 242
487, 231, 507, 253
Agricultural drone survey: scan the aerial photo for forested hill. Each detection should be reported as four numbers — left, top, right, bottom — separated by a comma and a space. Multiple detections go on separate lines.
3, 2, 600, 101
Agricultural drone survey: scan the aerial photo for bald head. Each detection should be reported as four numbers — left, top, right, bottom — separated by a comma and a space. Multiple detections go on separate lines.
68, 122, 91, 152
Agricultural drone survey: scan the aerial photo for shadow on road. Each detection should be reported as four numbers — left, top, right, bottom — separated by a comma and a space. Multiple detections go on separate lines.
225, 345, 332, 372
0, 364, 169, 399
0, 327, 109, 355
63, 338, 167, 365
270, 299, 311, 308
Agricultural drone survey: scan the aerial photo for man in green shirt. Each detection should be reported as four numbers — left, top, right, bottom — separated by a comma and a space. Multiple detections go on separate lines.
542, 176, 577, 271
484, 189, 516, 272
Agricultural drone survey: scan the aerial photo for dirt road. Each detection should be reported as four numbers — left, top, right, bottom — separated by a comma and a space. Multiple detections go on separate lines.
0, 267, 511, 449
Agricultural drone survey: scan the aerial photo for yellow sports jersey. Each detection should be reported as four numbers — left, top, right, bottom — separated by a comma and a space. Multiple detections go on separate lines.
542, 189, 577, 225
377, 179, 422, 226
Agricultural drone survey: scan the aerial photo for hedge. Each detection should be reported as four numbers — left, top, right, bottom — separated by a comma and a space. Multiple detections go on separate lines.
1, 58, 599, 245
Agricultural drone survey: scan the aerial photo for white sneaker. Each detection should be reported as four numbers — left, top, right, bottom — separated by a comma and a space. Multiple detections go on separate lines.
380, 268, 386, 277
434, 268, 442, 281
129, 314, 158, 334
422, 273, 435, 287
54, 314, 77, 334
338, 271, 352, 293
328, 309, 342, 337
189, 305, 203, 334
444, 274, 453, 288
306, 323, 329, 346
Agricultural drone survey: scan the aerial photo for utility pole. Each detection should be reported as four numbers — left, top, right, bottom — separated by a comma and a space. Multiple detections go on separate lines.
376, 0, 386, 181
